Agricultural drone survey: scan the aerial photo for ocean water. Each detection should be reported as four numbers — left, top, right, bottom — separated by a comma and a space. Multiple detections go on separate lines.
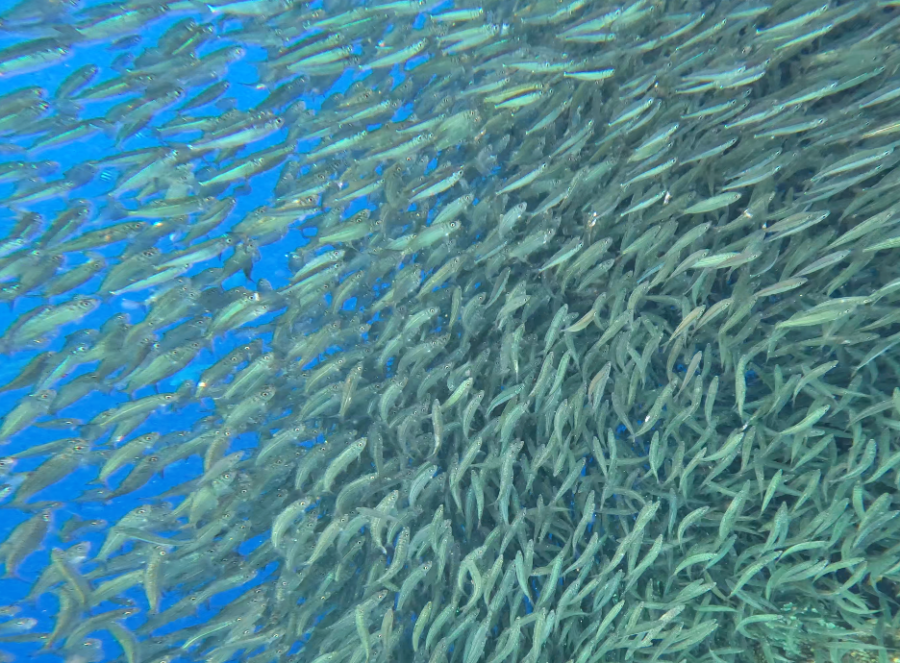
0, 2, 374, 659
3, 0, 900, 662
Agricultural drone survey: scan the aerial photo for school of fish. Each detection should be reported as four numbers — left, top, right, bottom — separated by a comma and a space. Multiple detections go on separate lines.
2, 0, 900, 662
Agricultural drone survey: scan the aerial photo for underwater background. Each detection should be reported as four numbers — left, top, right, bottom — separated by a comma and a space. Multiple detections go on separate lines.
1, 0, 900, 662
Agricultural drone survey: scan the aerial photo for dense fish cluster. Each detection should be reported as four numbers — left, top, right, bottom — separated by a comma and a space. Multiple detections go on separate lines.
4, 0, 900, 662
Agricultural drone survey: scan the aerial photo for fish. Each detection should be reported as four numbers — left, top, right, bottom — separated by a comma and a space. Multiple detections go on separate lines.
0, 1, 899, 662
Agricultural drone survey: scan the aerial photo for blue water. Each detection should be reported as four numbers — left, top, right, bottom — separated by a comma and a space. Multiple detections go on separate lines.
0, 1, 430, 659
